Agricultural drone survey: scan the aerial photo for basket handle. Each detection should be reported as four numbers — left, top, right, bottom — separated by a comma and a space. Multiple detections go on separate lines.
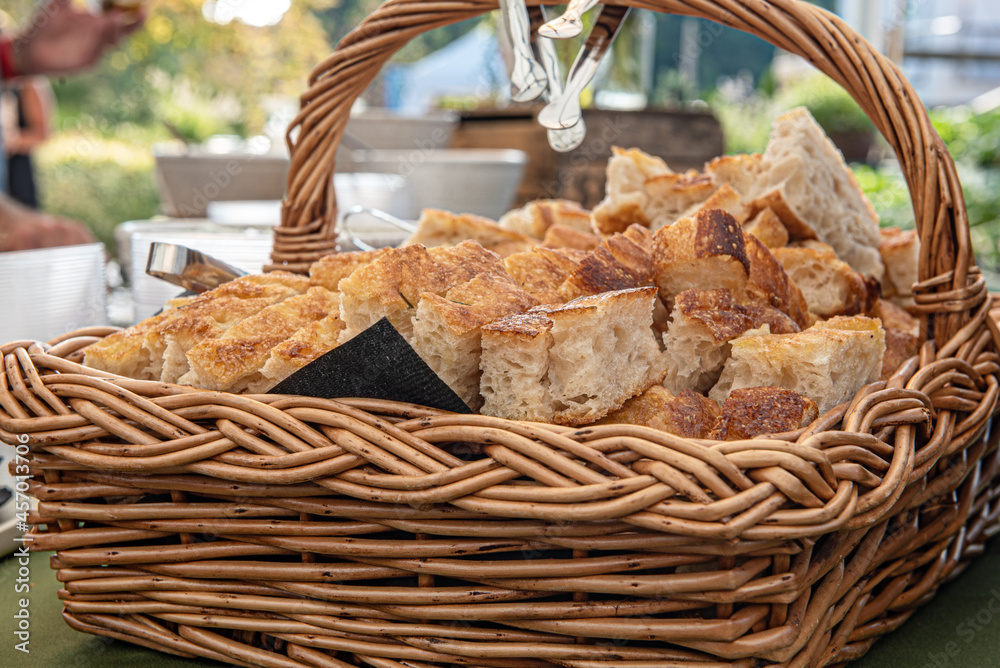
275, 0, 981, 343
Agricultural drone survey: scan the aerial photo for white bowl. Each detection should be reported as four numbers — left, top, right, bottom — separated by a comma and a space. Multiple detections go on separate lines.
348, 148, 528, 220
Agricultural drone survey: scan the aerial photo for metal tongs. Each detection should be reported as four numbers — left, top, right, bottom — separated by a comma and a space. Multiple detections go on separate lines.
340, 206, 417, 252
145, 241, 246, 294
499, 1, 630, 152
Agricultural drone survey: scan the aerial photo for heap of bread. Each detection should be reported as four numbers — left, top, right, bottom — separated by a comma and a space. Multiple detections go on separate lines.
84, 108, 921, 440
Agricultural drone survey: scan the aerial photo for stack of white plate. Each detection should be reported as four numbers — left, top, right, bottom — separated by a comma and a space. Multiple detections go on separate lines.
0, 243, 107, 343
124, 220, 274, 322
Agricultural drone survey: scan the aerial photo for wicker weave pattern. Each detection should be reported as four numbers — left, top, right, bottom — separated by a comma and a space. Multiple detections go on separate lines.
2, 302, 999, 666
3, 1, 1000, 666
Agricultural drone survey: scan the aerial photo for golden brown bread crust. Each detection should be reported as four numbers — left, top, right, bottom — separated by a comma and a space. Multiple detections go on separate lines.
542, 224, 601, 251
652, 209, 752, 307
267, 314, 345, 369
419, 273, 539, 335
597, 386, 722, 439
405, 208, 535, 257
500, 199, 593, 238
663, 389, 723, 439
183, 287, 340, 390
481, 312, 554, 339
743, 234, 810, 329
773, 246, 879, 319
712, 387, 819, 440
655, 209, 751, 275
309, 249, 389, 292
745, 188, 819, 241
675, 289, 755, 343
680, 183, 746, 225
621, 223, 654, 252
674, 288, 801, 340
339, 241, 506, 315
84, 275, 305, 380
705, 153, 765, 195
874, 299, 919, 337
559, 230, 655, 301
743, 207, 789, 249
503, 247, 582, 306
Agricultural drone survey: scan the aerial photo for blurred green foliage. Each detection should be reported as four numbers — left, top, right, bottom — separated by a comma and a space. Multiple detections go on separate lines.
36, 133, 161, 254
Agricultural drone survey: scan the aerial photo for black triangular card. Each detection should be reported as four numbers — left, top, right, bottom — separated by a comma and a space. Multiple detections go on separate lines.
268, 317, 473, 414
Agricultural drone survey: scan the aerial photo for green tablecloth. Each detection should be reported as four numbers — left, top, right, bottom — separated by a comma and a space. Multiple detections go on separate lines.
2, 541, 998, 667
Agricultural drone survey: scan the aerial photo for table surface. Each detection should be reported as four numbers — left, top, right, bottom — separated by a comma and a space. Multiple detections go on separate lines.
1, 540, 998, 667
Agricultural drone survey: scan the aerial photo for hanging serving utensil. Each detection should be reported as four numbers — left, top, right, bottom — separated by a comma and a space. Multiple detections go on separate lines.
537, 4, 631, 131
527, 5, 588, 152
499, 0, 548, 102
538, 0, 601, 39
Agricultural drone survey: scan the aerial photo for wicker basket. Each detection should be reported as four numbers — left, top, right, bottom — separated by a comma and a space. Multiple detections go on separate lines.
5, 1, 1000, 666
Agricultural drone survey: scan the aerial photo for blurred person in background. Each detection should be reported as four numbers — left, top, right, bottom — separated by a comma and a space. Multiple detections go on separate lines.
0, 0, 144, 252
2, 75, 53, 208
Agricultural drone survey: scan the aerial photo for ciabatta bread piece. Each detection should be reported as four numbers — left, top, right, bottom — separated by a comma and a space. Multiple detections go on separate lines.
404, 208, 535, 257
667, 183, 746, 232
250, 313, 346, 393
652, 209, 751, 306
503, 247, 583, 306
499, 199, 593, 238
773, 246, 873, 319
662, 289, 755, 395
157, 296, 283, 384
592, 147, 672, 234
705, 153, 765, 196
745, 108, 884, 279
711, 387, 819, 440
597, 386, 721, 439
710, 316, 886, 414
743, 234, 811, 329
309, 249, 389, 292
85, 273, 307, 381
180, 287, 339, 393
662, 288, 801, 396
743, 207, 789, 249
879, 227, 920, 307
337, 241, 506, 344
560, 226, 655, 301
642, 170, 716, 230
412, 273, 538, 408
542, 224, 601, 251
480, 287, 666, 426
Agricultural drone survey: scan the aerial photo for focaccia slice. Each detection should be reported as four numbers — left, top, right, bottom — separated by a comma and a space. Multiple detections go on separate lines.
480, 287, 666, 426
338, 241, 507, 344
499, 199, 593, 238
711, 387, 819, 440
412, 273, 538, 408
710, 315, 886, 414
745, 108, 884, 279
597, 386, 721, 440
308, 249, 389, 292
180, 287, 340, 393
250, 312, 347, 393
403, 208, 535, 258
